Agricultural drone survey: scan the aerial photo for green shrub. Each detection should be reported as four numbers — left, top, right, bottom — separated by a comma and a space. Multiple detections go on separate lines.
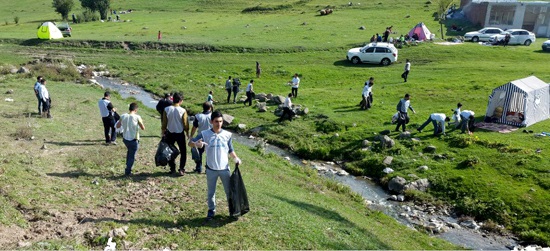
314, 119, 341, 133
78, 9, 99, 23
457, 156, 480, 169
13, 16, 19, 24
448, 134, 478, 148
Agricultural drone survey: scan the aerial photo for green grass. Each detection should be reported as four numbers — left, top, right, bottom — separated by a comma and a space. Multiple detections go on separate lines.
0, 76, 458, 249
1, 0, 550, 246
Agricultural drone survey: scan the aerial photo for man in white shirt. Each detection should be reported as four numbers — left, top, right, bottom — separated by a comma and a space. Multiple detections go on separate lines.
459, 110, 476, 134
189, 102, 213, 173
116, 102, 145, 176
189, 111, 241, 220
402, 59, 411, 82
395, 93, 416, 132
279, 93, 294, 122
98, 92, 117, 144
417, 113, 450, 135
38, 78, 51, 118
244, 80, 254, 106
33, 76, 43, 115
162, 92, 189, 176
291, 73, 300, 98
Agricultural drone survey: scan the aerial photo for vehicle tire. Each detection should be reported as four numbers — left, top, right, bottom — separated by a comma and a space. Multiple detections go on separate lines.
524, 39, 532, 46
472, 36, 479, 42
351, 57, 361, 65
381, 58, 391, 66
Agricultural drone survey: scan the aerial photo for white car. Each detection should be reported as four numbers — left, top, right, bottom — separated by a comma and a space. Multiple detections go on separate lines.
346, 42, 398, 66
543, 40, 550, 51
464, 27, 504, 42
489, 29, 536, 46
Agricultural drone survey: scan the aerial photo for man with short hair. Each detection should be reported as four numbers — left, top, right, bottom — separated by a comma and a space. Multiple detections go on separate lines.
162, 92, 189, 176
395, 93, 416, 132
402, 59, 411, 82
156, 93, 173, 116
417, 113, 451, 135
290, 73, 300, 98
279, 93, 294, 122
189, 110, 242, 220
189, 102, 213, 173
39, 78, 51, 119
98, 92, 117, 144
116, 102, 145, 176
459, 110, 476, 134
33, 76, 43, 115
244, 80, 254, 106
225, 76, 232, 103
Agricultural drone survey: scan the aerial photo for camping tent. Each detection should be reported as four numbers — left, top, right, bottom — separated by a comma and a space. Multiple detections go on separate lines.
484, 76, 550, 127
37, 22, 63, 40
407, 22, 432, 41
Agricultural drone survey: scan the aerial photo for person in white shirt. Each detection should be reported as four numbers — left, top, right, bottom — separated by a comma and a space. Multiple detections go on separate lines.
98, 92, 117, 144
402, 59, 411, 82
244, 80, 254, 106
162, 92, 189, 176
189, 102, 213, 173
290, 73, 300, 98
395, 93, 416, 132
38, 78, 52, 118
33, 76, 43, 115
360, 80, 374, 110
450, 102, 462, 128
116, 102, 145, 176
417, 113, 450, 135
459, 110, 476, 134
279, 93, 294, 122
188, 111, 241, 220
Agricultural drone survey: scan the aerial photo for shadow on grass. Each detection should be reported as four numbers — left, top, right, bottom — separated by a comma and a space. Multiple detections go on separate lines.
333, 59, 389, 68
80, 214, 237, 229
268, 194, 390, 249
46, 170, 173, 181
19, 39, 49, 46
46, 139, 104, 146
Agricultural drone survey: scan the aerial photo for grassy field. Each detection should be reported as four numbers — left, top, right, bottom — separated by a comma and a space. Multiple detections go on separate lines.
1, 0, 550, 247
0, 75, 458, 249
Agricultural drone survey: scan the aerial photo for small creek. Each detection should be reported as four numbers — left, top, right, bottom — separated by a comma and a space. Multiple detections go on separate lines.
94, 76, 517, 250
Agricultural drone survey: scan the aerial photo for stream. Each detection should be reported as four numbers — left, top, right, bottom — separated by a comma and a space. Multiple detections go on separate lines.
94, 76, 519, 250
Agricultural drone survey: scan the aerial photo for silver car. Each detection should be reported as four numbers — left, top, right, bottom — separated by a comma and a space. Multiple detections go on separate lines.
464, 27, 504, 42
490, 29, 536, 46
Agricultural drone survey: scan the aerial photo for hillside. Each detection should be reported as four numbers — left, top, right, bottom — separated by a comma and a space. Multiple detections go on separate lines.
0, 0, 549, 247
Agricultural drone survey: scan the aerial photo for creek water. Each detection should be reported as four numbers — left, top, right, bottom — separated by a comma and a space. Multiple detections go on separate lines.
95, 76, 517, 250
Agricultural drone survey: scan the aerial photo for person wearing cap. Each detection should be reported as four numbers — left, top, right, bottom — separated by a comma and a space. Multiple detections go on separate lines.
98, 91, 117, 144
395, 93, 416, 132
188, 110, 242, 220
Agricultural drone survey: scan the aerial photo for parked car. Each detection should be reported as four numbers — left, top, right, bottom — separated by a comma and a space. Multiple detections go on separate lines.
346, 42, 398, 66
489, 29, 536, 46
56, 23, 72, 37
464, 27, 504, 42
543, 40, 550, 51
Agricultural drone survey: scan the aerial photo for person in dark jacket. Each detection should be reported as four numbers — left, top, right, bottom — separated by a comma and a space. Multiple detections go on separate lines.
156, 93, 173, 115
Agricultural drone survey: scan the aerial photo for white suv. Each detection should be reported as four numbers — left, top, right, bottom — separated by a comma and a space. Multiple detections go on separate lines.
347, 42, 398, 66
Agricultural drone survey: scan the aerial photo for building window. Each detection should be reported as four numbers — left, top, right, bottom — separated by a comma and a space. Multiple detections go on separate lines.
489, 5, 516, 25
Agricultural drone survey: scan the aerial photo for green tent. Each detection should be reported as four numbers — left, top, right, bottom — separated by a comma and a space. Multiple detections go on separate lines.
37, 22, 63, 40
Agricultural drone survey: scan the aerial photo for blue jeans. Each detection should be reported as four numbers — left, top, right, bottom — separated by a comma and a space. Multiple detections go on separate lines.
35, 93, 42, 114
123, 139, 139, 175
206, 167, 231, 213
418, 116, 440, 135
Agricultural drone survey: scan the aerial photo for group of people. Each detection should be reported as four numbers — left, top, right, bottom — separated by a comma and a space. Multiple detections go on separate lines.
98, 90, 241, 221
391, 94, 476, 135
33, 76, 52, 118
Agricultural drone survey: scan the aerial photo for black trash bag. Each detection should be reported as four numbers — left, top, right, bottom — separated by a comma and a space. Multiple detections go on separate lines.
228, 164, 250, 217
155, 139, 180, 166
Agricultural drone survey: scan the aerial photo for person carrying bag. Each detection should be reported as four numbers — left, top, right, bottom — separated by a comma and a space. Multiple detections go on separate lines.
228, 164, 250, 217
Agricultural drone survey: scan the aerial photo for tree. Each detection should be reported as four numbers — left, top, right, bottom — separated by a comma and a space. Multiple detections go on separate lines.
80, 0, 110, 20
52, 0, 74, 21
437, 0, 454, 40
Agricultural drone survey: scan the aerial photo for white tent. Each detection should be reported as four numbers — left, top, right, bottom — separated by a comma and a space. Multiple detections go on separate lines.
407, 22, 432, 41
37, 22, 63, 40
484, 76, 550, 127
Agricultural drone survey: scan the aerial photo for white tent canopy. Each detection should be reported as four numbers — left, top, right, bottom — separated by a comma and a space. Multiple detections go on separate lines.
485, 76, 550, 127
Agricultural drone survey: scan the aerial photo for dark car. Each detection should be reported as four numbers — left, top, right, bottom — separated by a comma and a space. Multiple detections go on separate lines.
56, 23, 72, 37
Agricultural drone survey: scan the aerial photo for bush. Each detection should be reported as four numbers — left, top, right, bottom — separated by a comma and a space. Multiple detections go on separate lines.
14, 16, 19, 24
77, 9, 99, 23
315, 119, 341, 133
457, 156, 480, 169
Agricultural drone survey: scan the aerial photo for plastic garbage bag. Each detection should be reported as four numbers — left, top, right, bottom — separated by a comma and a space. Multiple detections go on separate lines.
228, 164, 249, 217
155, 139, 179, 166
